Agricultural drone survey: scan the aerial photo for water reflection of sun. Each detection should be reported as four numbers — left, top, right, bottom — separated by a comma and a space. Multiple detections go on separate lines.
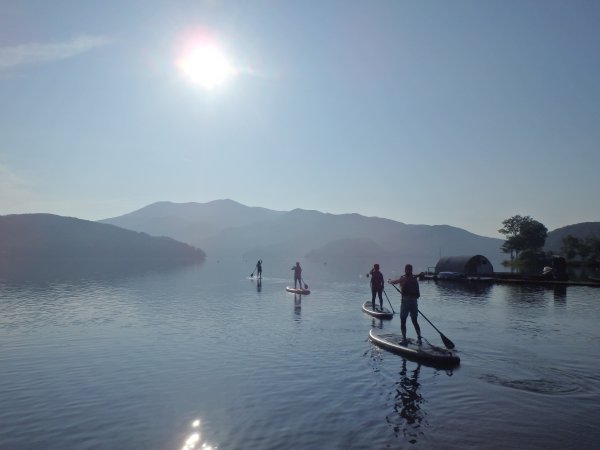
181, 418, 216, 450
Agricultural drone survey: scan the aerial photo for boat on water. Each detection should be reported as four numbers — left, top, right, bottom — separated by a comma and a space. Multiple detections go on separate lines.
369, 329, 460, 368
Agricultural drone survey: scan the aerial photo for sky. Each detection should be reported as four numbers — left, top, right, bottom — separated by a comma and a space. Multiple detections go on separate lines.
1, 0, 599, 238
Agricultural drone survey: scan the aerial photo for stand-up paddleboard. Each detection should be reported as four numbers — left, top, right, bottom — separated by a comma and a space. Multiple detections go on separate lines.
286, 286, 310, 295
369, 329, 460, 367
361, 301, 393, 320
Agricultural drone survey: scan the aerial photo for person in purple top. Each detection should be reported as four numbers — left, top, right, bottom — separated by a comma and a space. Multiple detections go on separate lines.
367, 263, 384, 311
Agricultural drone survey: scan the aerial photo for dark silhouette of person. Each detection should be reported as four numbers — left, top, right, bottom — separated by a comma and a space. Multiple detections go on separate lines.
367, 263, 384, 311
256, 259, 263, 279
389, 264, 421, 344
291, 262, 302, 289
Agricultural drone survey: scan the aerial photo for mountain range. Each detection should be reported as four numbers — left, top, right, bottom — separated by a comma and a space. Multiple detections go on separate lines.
4, 201, 596, 278
0, 213, 205, 281
101, 199, 509, 268
544, 222, 600, 252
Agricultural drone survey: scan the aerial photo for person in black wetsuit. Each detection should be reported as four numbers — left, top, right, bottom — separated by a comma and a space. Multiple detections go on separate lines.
256, 259, 263, 279
367, 263, 385, 311
291, 262, 302, 289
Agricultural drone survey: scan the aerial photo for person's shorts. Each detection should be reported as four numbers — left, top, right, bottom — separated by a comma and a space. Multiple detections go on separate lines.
400, 300, 418, 320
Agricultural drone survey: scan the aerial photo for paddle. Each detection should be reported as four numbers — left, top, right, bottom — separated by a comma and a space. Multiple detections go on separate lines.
389, 282, 455, 350
251, 259, 262, 278
382, 289, 396, 314
301, 277, 309, 290
417, 309, 455, 350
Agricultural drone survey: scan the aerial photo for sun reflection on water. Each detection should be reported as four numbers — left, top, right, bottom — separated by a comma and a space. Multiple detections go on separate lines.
181, 419, 216, 450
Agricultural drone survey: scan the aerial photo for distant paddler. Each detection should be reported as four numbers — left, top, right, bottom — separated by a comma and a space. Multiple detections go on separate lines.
291, 262, 303, 289
255, 259, 263, 279
366, 263, 384, 311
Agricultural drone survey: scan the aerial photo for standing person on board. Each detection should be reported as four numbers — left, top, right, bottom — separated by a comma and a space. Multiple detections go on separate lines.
256, 259, 263, 279
366, 263, 385, 311
291, 262, 303, 289
389, 264, 422, 344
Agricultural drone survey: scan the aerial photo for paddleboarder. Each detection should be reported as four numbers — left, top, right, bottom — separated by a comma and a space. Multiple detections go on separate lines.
255, 259, 263, 279
291, 262, 303, 289
366, 263, 384, 311
389, 264, 422, 345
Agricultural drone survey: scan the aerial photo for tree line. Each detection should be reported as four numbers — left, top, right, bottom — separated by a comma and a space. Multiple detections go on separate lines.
499, 215, 600, 265
498, 215, 547, 263
560, 235, 600, 264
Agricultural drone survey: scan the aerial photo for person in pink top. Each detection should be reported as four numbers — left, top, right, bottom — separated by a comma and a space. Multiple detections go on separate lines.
389, 264, 421, 344
367, 263, 384, 311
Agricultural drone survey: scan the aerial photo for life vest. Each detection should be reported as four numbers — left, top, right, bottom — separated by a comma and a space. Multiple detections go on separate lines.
370, 271, 384, 289
401, 277, 420, 299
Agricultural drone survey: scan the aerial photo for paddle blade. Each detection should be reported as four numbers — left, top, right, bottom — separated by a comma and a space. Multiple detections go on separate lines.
304, 283, 309, 289
440, 334, 455, 349
418, 309, 456, 350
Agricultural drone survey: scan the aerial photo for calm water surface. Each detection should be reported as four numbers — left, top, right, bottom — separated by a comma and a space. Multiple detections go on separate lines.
1, 259, 599, 449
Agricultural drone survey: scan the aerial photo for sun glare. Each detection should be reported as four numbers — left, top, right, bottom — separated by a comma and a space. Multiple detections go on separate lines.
177, 43, 233, 90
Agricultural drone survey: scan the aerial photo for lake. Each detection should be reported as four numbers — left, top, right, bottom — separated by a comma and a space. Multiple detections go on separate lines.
1, 258, 599, 449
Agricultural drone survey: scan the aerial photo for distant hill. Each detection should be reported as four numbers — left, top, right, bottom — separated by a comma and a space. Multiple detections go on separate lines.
545, 222, 600, 252
100, 200, 507, 268
99, 199, 285, 245
0, 214, 206, 263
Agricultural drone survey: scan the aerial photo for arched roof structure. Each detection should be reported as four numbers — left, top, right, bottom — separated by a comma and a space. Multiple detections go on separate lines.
435, 255, 494, 276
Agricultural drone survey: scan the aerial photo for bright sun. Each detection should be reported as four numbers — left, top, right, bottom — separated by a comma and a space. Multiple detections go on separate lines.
177, 43, 233, 90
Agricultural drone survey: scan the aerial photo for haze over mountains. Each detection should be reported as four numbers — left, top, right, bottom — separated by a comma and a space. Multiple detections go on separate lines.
0, 213, 204, 260
0, 214, 205, 280
544, 222, 600, 252
3, 200, 596, 280
100, 199, 509, 268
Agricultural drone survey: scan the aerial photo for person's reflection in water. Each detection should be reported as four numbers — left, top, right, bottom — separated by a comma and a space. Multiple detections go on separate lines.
387, 359, 425, 444
294, 294, 301, 317
553, 285, 567, 302
371, 318, 384, 330
256, 277, 262, 292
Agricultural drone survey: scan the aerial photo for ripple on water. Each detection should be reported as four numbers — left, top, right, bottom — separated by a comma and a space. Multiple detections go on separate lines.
479, 370, 582, 395
2, 265, 600, 450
